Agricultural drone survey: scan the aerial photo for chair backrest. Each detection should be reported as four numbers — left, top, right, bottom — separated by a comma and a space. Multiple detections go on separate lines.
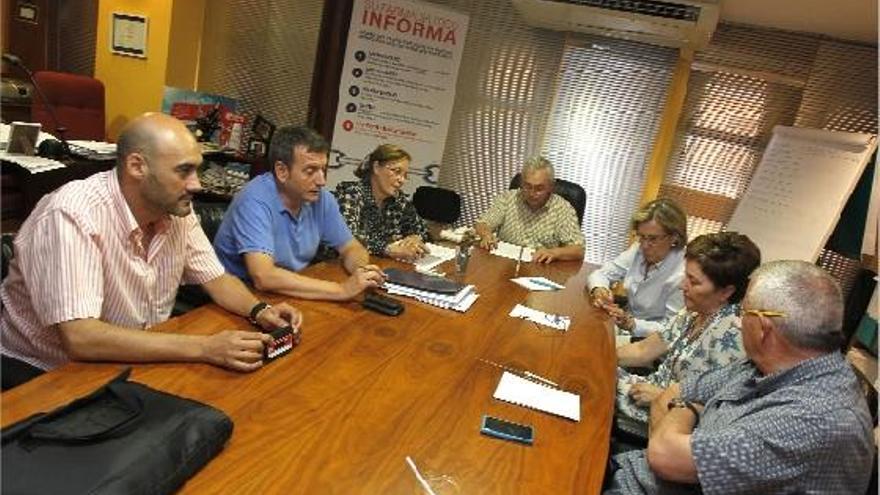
193, 202, 228, 243
413, 186, 461, 224
31, 71, 105, 141
509, 173, 586, 227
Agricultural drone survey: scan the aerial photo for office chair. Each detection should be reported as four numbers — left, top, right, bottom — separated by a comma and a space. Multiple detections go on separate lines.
509, 173, 586, 226
31, 71, 106, 141
172, 202, 228, 316
413, 186, 462, 224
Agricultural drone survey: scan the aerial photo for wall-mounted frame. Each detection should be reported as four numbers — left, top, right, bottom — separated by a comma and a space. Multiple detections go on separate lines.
111, 12, 148, 58
15, 2, 39, 24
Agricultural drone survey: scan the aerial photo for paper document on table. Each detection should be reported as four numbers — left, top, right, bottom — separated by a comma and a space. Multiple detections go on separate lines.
0, 152, 65, 173
511, 277, 564, 291
491, 242, 533, 262
509, 304, 571, 331
493, 371, 580, 421
413, 243, 456, 272
384, 282, 479, 312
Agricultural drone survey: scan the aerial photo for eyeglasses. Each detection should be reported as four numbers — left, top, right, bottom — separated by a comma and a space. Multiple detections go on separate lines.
382, 165, 408, 179
635, 233, 670, 245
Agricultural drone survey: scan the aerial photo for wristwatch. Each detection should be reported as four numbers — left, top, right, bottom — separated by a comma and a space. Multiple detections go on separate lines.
667, 397, 701, 423
248, 302, 272, 325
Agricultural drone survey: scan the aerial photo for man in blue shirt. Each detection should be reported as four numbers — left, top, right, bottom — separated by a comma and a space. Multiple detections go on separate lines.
213, 126, 385, 300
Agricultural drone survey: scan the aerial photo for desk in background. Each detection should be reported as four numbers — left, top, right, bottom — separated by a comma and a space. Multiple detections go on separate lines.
1, 250, 616, 494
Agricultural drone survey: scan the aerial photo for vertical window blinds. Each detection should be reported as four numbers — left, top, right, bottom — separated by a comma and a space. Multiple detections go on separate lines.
437, 0, 676, 264
660, 23, 877, 241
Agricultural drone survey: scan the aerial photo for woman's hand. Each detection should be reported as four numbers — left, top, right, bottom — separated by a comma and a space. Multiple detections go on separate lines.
629, 382, 663, 406
386, 235, 428, 261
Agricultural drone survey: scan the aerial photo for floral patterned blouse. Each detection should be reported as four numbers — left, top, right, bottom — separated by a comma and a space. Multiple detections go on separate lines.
333, 179, 428, 256
616, 303, 744, 425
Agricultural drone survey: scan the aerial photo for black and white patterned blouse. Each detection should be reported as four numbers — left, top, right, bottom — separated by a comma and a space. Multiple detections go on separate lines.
333, 179, 428, 255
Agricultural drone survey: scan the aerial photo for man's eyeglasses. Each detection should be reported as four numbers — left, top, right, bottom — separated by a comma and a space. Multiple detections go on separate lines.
635, 233, 670, 245
733, 308, 787, 329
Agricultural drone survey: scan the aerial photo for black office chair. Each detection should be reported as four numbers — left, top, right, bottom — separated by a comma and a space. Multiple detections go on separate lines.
1, 233, 15, 281
413, 186, 461, 224
172, 201, 229, 316
509, 173, 586, 226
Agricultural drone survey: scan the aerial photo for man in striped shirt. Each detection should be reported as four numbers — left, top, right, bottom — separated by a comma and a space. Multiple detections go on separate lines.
0, 113, 302, 390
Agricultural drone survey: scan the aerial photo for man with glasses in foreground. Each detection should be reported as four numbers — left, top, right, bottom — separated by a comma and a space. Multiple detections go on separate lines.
213, 126, 386, 301
474, 156, 584, 263
605, 260, 874, 494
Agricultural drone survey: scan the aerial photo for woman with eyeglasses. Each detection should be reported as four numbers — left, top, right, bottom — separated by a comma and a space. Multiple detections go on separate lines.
333, 144, 429, 261
588, 199, 688, 340
614, 232, 761, 435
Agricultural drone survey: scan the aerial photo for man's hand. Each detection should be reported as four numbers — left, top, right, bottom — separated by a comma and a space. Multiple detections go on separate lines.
629, 382, 663, 406
255, 302, 303, 330
200, 330, 271, 372
386, 235, 428, 261
533, 248, 558, 264
478, 232, 498, 251
341, 265, 386, 299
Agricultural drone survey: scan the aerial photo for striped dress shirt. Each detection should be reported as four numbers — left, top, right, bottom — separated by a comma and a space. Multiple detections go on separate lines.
1, 170, 225, 370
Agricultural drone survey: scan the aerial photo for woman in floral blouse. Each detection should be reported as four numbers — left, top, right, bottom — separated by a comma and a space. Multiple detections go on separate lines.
333, 144, 429, 261
614, 232, 761, 434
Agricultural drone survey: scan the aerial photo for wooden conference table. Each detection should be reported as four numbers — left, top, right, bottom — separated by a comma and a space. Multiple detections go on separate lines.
1, 249, 617, 494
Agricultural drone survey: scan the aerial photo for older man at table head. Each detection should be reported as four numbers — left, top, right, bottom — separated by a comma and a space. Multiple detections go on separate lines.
212, 125, 385, 301
474, 156, 585, 264
0, 112, 301, 390
605, 260, 874, 494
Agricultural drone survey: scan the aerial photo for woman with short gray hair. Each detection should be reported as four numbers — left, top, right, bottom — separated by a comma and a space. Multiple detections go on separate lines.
588, 198, 688, 339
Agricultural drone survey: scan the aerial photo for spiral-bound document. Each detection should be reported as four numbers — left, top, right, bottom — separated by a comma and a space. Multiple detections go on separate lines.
492, 371, 580, 421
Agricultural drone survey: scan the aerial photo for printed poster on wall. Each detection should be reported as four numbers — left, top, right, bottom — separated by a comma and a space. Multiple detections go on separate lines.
329, 0, 469, 194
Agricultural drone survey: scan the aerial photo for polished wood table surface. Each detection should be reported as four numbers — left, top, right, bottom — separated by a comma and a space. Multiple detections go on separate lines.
1, 249, 616, 494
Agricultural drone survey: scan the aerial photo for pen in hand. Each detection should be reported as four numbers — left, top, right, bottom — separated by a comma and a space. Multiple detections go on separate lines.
515, 246, 524, 277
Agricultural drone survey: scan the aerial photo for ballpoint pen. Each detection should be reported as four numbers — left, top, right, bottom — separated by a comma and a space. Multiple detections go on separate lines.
514, 246, 524, 277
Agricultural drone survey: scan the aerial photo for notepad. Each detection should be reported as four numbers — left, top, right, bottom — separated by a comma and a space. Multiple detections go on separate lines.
412, 243, 456, 272
493, 371, 580, 421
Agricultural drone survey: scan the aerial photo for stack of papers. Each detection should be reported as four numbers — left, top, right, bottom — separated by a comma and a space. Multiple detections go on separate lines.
509, 304, 571, 331
511, 277, 565, 291
413, 243, 457, 273
493, 371, 580, 421
439, 226, 471, 243
68, 140, 117, 160
0, 152, 65, 173
491, 241, 533, 262
384, 282, 479, 312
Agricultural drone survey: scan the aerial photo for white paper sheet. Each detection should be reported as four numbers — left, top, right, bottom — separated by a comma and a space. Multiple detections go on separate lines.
0, 152, 66, 173
509, 304, 570, 331
511, 277, 564, 291
493, 371, 580, 421
412, 243, 456, 272
491, 241, 533, 262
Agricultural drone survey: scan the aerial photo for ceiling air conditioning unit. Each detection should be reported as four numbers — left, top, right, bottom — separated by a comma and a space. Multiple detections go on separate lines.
511, 0, 720, 49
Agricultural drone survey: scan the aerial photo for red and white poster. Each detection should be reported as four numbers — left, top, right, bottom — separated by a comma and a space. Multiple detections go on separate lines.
329, 0, 469, 193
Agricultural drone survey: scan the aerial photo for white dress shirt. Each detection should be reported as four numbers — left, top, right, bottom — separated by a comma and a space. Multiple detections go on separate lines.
587, 242, 685, 337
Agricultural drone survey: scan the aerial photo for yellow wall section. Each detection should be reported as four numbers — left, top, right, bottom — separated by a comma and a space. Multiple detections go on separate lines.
94, 0, 174, 140
166, 0, 205, 90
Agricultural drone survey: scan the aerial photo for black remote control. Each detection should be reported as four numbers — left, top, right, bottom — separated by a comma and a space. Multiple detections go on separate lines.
362, 292, 404, 316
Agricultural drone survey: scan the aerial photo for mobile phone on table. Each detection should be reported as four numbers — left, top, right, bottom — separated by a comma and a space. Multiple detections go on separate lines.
480, 415, 533, 445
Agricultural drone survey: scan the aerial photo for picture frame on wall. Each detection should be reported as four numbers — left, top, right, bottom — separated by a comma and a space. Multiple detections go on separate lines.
111, 12, 148, 58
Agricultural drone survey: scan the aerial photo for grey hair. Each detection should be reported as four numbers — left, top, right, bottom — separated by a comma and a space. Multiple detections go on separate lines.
745, 260, 844, 352
521, 156, 555, 183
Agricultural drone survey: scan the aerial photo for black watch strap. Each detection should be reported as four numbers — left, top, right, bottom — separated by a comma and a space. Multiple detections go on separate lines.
668, 398, 700, 424
248, 302, 271, 325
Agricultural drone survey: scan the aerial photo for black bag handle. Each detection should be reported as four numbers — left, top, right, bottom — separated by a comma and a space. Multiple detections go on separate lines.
4, 368, 145, 444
